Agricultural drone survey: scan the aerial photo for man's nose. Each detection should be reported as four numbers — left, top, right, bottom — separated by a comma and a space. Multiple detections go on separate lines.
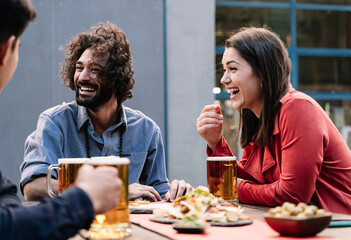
78, 68, 90, 81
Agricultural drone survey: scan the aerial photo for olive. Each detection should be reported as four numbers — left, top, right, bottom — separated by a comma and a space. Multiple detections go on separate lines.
268, 202, 327, 217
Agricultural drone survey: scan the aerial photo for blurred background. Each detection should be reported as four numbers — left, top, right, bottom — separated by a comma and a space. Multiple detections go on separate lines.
0, 0, 350, 200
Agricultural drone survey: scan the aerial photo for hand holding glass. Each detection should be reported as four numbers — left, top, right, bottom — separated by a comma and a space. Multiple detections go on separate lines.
47, 158, 88, 197
47, 156, 130, 239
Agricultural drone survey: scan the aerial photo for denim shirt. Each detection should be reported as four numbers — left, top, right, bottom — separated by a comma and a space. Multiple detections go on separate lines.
20, 101, 170, 197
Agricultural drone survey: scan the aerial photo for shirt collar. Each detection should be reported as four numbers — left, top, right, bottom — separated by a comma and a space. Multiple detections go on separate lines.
77, 105, 89, 131
77, 104, 127, 133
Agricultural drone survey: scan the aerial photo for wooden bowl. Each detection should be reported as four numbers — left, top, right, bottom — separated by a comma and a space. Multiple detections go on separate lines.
263, 213, 332, 237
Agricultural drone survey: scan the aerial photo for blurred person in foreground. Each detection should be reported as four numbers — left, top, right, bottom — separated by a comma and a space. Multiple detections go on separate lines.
0, 1, 122, 239
20, 22, 192, 202
197, 27, 351, 214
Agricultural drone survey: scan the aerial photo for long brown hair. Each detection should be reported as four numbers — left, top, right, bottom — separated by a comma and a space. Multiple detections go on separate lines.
225, 27, 291, 147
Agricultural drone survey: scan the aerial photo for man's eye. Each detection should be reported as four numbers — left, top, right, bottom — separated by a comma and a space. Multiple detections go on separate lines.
75, 66, 83, 71
91, 68, 100, 73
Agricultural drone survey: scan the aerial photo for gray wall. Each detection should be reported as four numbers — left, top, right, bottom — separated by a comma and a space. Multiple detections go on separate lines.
0, 0, 215, 199
0, 0, 165, 200
166, 0, 215, 187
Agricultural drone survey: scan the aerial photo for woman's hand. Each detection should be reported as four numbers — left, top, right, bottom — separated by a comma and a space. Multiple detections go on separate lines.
196, 104, 223, 151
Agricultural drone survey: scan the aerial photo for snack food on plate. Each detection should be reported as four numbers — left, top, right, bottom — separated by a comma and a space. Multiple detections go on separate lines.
152, 186, 250, 225
129, 200, 151, 207
267, 202, 329, 218
180, 211, 207, 228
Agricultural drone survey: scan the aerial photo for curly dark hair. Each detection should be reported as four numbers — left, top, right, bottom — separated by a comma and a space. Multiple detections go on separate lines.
60, 22, 135, 105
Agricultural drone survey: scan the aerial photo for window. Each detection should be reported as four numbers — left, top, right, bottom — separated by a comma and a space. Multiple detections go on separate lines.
216, 1, 351, 155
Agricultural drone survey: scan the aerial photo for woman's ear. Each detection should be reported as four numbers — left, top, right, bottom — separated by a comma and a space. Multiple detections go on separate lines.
0, 36, 16, 66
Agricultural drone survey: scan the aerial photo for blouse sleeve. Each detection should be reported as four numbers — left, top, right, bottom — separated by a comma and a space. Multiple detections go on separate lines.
206, 136, 234, 157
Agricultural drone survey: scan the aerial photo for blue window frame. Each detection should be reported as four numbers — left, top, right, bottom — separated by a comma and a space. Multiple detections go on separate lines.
215, 0, 351, 101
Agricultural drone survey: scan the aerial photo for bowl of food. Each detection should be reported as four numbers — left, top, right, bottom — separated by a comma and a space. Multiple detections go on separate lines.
264, 202, 332, 237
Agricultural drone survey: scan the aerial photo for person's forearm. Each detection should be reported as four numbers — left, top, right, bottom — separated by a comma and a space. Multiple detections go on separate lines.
23, 177, 58, 201
1, 186, 94, 240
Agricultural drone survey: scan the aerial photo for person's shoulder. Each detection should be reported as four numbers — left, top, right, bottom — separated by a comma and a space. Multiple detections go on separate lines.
280, 89, 320, 110
278, 90, 327, 123
123, 106, 160, 128
40, 101, 78, 120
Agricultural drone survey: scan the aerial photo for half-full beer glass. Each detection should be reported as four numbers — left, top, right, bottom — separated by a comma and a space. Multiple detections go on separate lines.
47, 158, 88, 197
87, 156, 131, 240
207, 156, 238, 203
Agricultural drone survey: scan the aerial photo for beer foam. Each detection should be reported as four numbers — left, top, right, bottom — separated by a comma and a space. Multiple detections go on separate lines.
207, 156, 237, 161
58, 158, 89, 164
88, 156, 130, 165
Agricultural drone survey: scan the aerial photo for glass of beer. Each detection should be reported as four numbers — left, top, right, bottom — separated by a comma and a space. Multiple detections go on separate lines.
86, 156, 131, 240
47, 158, 88, 197
207, 156, 238, 203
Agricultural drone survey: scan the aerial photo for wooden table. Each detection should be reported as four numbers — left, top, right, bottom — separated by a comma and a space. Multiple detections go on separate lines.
71, 204, 351, 240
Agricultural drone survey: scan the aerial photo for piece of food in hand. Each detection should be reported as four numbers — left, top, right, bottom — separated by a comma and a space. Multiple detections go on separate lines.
173, 195, 186, 204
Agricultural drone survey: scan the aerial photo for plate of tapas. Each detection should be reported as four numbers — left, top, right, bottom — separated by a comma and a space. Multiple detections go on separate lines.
149, 186, 252, 227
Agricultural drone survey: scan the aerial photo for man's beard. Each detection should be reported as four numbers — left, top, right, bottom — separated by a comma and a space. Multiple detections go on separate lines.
75, 82, 114, 111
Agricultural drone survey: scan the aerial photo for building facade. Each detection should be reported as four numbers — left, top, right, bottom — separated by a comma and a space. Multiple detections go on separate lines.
0, 0, 349, 200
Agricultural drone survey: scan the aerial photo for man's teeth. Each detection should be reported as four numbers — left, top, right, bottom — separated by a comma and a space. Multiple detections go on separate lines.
81, 87, 95, 92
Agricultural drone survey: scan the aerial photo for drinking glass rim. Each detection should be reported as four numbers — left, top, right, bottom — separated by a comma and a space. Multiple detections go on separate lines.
58, 158, 89, 164
88, 156, 130, 165
207, 156, 237, 161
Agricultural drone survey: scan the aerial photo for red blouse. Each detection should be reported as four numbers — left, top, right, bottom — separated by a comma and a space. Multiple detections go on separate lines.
208, 89, 351, 214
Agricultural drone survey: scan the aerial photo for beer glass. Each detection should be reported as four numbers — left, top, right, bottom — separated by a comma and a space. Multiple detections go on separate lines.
47, 158, 88, 197
86, 156, 131, 240
207, 156, 238, 203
